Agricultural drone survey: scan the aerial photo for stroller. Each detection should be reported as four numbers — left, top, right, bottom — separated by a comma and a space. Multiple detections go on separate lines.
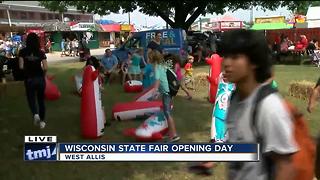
307, 49, 320, 67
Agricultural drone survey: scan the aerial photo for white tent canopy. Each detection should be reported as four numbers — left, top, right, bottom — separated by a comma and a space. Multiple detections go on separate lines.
306, 6, 320, 20
306, 6, 320, 28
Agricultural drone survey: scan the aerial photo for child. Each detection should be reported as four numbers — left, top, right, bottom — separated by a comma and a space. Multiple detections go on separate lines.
121, 52, 132, 85
166, 54, 192, 100
184, 55, 195, 90
142, 52, 155, 89
139, 49, 147, 80
211, 72, 235, 142
189, 72, 235, 175
129, 49, 142, 81
149, 50, 180, 142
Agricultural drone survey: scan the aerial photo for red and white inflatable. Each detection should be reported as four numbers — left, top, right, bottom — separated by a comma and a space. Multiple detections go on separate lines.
74, 73, 83, 95
123, 112, 168, 141
81, 65, 105, 139
124, 80, 143, 93
45, 75, 61, 101
112, 101, 163, 121
206, 54, 223, 104
134, 85, 156, 102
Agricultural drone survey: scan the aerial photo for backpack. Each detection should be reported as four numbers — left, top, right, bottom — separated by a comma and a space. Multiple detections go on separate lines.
166, 68, 180, 97
251, 83, 317, 180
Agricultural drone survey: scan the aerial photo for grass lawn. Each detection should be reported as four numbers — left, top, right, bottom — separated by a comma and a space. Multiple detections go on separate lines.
0, 61, 319, 180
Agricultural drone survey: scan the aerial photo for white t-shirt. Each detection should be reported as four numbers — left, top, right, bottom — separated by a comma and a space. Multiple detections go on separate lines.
226, 84, 298, 180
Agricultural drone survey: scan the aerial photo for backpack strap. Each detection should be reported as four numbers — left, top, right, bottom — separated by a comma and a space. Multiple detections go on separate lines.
252, 83, 278, 141
230, 83, 278, 140
251, 83, 278, 179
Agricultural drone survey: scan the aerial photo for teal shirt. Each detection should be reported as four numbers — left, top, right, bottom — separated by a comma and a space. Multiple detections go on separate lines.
143, 64, 155, 89
131, 54, 141, 66
155, 64, 169, 94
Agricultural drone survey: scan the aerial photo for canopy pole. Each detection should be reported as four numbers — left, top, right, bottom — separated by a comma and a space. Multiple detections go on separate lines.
6, 6, 13, 38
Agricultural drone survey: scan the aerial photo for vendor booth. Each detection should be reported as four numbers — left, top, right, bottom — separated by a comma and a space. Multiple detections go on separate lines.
98, 20, 121, 47
210, 15, 244, 32
251, 16, 293, 30
70, 23, 101, 49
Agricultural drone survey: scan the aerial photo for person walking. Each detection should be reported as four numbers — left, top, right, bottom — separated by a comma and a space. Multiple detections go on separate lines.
150, 50, 180, 142
19, 33, 48, 129
220, 30, 297, 180
60, 39, 66, 57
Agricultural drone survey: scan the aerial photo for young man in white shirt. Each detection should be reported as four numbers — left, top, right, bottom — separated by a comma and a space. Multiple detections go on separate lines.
218, 30, 298, 180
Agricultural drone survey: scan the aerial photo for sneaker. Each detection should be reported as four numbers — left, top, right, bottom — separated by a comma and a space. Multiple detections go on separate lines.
33, 114, 40, 126
216, 140, 224, 143
39, 121, 46, 129
168, 136, 180, 143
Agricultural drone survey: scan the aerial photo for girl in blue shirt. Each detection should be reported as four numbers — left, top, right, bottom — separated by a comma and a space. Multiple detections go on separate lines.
142, 57, 155, 89
128, 49, 142, 81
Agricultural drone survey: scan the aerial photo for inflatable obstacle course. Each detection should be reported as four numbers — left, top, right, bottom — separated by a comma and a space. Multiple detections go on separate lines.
112, 101, 163, 121
123, 111, 168, 142
45, 75, 61, 101
74, 73, 83, 95
81, 65, 105, 139
134, 85, 156, 102
206, 54, 223, 104
124, 80, 143, 93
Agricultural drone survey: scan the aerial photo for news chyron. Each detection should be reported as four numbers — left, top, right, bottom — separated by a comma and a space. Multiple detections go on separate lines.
24, 136, 57, 161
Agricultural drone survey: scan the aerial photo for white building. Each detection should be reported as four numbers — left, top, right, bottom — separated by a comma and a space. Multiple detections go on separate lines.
0, 1, 93, 28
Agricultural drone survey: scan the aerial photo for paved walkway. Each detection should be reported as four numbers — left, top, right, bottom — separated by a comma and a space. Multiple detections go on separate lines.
46, 48, 106, 64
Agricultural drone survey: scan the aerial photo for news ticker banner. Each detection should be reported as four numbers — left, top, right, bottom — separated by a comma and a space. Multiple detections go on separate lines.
24, 136, 260, 162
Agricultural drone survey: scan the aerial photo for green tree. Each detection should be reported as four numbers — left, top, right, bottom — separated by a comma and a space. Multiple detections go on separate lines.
39, 0, 306, 31
288, 1, 320, 15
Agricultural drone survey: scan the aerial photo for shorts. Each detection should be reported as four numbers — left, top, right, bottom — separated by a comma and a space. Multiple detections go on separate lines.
128, 65, 141, 75
162, 93, 172, 119
184, 75, 194, 84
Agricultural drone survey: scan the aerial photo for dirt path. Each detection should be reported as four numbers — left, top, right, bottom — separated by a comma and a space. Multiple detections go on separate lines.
46, 48, 106, 64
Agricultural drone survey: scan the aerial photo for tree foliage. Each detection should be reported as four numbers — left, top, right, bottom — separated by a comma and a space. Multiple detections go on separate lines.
289, 1, 320, 15
39, 0, 311, 30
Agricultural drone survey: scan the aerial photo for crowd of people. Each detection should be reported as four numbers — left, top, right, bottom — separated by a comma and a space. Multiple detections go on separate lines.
273, 33, 320, 57
60, 38, 80, 57
77, 31, 198, 143
0, 38, 24, 58
17, 30, 320, 179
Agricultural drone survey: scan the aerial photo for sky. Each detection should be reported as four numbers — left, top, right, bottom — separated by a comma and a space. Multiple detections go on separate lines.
94, 6, 293, 27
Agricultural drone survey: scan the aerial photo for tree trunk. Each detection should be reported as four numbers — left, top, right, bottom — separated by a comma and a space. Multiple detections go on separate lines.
150, 2, 206, 32
171, 4, 206, 32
